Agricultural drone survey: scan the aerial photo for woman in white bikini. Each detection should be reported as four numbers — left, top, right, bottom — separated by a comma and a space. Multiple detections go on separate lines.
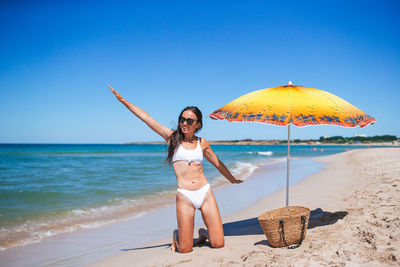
108, 85, 243, 253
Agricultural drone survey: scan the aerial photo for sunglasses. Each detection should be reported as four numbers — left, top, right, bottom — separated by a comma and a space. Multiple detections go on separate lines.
179, 117, 197, 125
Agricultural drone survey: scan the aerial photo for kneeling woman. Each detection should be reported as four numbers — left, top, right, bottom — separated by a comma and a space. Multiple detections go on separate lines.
108, 85, 243, 253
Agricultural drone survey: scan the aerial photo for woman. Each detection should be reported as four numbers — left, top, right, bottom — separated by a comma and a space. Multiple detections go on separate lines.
107, 85, 243, 253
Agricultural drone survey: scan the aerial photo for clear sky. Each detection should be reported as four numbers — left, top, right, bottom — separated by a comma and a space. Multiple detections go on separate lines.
1, 1, 399, 143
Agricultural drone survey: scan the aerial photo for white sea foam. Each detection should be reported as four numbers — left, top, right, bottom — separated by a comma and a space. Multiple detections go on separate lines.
258, 151, 273, 156
69, 209, 88, 216
246, 151, 273, 156
43, 230, 54, 237
231, 161, 259, 180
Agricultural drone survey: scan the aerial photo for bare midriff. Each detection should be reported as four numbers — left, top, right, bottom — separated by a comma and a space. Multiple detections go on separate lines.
172, 161, 208, 190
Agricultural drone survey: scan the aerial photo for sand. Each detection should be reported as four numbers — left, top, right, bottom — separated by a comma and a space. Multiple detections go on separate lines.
90, 147, 400, 266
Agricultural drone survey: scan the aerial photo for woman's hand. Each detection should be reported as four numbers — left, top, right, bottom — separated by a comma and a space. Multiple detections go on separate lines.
107, 84, 124, 102
107, 84, 172, 141
231, 178, 243, 184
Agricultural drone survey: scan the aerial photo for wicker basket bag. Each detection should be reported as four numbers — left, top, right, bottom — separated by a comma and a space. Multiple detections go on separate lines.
258, 206, 310, 248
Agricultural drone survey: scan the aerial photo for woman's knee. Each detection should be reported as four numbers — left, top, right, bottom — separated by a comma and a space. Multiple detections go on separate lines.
210, 238, 224, 248
178, 244, 193, 253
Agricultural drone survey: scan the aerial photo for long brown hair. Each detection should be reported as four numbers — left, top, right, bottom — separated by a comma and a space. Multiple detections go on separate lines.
165, 106, 203, 165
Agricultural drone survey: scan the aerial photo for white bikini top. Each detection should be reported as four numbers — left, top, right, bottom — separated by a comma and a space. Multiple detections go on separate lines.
172, 137, 203, 163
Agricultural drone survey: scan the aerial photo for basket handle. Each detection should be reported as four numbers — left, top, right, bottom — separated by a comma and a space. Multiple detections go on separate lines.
279, 215, 306, 249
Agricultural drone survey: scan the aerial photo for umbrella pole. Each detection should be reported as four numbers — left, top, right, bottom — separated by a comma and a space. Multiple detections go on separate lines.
286, 124, 290, 206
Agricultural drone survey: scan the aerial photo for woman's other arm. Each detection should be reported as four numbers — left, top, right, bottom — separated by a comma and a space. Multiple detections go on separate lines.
201, 138, 243, 184
107, 84, 172, 141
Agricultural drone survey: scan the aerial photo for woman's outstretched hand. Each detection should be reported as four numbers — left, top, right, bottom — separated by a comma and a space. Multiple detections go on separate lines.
231, 178, 243, 184
107, 84, 124, 102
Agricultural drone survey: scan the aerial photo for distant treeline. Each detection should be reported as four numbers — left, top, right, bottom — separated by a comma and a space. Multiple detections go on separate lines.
317, 135, 398, 144
211, 135, 398, 144
286, 135, 398, 144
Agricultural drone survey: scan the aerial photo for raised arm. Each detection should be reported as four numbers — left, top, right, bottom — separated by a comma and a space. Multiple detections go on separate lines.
201, 138, 243, 184
107, 84, 173, 141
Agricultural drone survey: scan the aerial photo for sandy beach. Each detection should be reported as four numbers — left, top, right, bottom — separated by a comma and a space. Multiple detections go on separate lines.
90, 147, 400, 266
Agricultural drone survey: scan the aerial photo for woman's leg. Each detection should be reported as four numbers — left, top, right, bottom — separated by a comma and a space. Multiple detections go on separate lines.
174, 192, 196, 253
200, 190, 224, 248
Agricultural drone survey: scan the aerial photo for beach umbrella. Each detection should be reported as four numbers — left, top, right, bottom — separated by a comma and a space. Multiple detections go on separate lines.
209, 82, 376, 206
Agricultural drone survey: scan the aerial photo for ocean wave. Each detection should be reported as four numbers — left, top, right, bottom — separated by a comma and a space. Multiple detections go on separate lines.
210, 157, 289, 184
230, 161, 259, 180
246, 151, 273, 156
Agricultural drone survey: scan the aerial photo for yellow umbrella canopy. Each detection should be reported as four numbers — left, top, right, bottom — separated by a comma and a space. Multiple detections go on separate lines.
209, 83, 376, 128
209, 82, 376, 206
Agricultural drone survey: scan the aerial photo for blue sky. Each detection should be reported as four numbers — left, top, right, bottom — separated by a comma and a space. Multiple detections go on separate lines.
1, 1, 399, 143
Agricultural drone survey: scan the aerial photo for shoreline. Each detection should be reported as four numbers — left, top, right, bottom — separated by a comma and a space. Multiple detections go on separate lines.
91, 147, 400, 266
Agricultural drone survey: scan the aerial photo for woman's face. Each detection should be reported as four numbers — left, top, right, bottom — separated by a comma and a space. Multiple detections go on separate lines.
179, 110, 200, 135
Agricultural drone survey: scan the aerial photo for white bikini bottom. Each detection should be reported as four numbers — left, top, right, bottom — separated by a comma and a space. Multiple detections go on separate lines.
177, 183, 211, 209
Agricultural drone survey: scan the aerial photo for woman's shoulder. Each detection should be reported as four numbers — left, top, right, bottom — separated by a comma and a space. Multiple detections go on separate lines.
197, 137, 210, 147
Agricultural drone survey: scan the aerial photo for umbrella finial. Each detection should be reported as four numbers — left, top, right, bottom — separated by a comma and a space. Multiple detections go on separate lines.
288, 81, 293, 85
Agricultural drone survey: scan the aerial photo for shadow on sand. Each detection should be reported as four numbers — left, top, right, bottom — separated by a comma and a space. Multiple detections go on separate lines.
121, 208, 348, 251
121, 243, 171, 251
308, 208, 348, 229
223, 208, 348, 237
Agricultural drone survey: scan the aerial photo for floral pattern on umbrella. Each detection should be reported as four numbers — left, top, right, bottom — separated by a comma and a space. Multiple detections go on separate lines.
209, 84, 376, 128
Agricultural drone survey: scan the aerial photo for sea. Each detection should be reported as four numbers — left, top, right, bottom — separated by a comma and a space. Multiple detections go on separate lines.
0, 143, 369, 251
